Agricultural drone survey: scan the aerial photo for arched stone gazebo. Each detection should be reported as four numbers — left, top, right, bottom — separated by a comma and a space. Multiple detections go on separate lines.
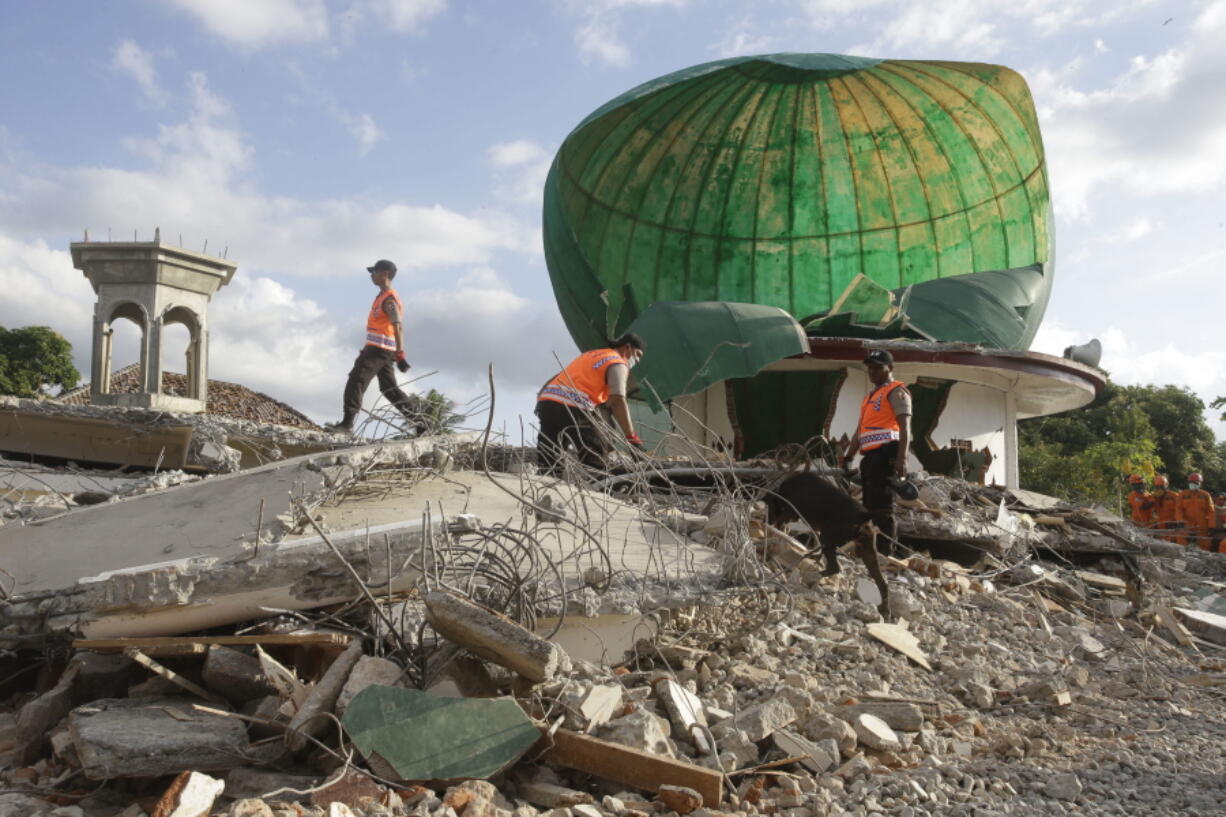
71, 235, 236, 412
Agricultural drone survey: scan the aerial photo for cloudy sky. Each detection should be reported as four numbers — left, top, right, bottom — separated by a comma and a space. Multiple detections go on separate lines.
1, 0, 1222, 438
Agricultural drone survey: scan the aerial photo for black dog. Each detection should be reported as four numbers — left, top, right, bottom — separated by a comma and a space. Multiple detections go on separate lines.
763, 472, 890, 617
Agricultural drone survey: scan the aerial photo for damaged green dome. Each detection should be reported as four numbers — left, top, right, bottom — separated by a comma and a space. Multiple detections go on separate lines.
543, 52, 1053, 355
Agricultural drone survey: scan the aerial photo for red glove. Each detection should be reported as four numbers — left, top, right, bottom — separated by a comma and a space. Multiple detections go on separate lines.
394, 350, 410, 373
626, 432, 645, 450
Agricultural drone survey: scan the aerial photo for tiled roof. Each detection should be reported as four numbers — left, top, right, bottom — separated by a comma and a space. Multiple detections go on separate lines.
58, 364, 320, 430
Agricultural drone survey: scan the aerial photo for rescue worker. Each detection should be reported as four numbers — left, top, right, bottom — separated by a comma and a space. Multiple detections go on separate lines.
535, 334, 646, 473
1149, 475, 1179, 543
839, 349, 913, 555
327, 259, 416, 434
1215, 494, 1226, 554
1126, 474, 1154, 526
1177, 472, 1216, 550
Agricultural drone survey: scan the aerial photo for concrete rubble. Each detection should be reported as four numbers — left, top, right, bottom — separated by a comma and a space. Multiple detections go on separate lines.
2, 439, 1225, 817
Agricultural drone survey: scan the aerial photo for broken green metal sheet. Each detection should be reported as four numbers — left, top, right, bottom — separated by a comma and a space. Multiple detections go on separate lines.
729, 370, 846, 458
342, 686, 539, 782
544, 52, 1052, 353
626, 301, 808, 410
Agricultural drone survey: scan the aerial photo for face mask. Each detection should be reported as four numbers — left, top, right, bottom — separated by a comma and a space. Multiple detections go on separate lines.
626, 352, 640, 369
1190, 483, 1200, 491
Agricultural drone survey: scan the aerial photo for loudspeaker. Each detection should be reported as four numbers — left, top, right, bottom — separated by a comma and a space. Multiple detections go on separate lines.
1062, 338, 1102, 368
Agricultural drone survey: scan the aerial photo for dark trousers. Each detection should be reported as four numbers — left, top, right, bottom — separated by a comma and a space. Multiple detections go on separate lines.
860, 442, 898, 554
342, 346, 413, 425
535, 400, 608, 472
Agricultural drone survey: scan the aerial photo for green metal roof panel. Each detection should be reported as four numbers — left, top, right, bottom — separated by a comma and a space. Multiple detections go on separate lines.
544, 52, 1052, 352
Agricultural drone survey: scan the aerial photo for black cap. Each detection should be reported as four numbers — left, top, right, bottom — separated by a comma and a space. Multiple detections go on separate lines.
610, 332, 646, 352
367, 259, 397, 274
864, 349, 893, 367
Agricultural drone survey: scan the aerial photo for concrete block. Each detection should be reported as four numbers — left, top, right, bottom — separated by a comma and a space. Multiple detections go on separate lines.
852, 713, 900, 751
286, 640, 364, 752
68, 697, 250, 779
202, 646, 275, 703
151, 771, 225, 817
715, 697, 796, 743
335, 656, 403, 718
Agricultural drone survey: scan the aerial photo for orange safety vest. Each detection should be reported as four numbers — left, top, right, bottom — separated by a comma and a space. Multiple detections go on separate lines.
858, 380, 907, 452
365, 289, 403, 351
538, 349, 626, 411
1127, 491, 1153, 525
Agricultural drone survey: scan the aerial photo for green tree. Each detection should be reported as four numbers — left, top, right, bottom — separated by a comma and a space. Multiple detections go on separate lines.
402, 388, 465, 435
0, 325, 79, 397
1130, 385, 1220, 486
1020, 388, 1162, 507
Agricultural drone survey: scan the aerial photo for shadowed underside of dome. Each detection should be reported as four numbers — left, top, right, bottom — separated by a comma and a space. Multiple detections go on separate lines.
544, 52, 1053, 356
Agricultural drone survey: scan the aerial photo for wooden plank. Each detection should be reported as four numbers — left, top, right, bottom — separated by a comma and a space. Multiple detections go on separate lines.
74, 633, 351, 652
540, 728, 722, 807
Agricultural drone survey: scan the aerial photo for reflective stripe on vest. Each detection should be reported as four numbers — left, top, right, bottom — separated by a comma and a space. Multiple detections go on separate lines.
858, 380, 906, 452
365, 289, 403, 350
538, 349, 626, 411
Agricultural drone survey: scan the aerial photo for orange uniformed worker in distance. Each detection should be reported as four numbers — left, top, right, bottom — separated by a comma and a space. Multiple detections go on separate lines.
1177, 472, 1216, 550
1126, 474, 1153, 526
1150, 475, 1179, 543
535, 334, 646, 473
1215, 494, 1226, 554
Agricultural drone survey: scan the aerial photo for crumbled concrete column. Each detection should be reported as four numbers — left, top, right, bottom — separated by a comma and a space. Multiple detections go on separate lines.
424, 591, 570, 683
286, 640, 364, 752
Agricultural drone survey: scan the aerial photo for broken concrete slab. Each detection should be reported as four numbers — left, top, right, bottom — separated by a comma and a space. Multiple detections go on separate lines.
342, 686, 540, 782
0, 438, 464, 639
866, 623, 932, 671
1174, 607, 1226, 646
833, 702, 924, 732
223, 768, 320, 802
425, 591, 570, 683
68, 697, 250, 779
771, 730, 837, 774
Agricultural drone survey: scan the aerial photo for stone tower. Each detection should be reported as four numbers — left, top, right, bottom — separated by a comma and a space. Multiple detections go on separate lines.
71, 234, 237, 412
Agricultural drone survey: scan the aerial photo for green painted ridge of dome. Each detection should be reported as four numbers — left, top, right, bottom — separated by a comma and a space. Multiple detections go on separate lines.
574, 52, 884, 131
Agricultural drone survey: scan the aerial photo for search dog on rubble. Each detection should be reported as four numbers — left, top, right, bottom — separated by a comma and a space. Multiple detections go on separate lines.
763, 471, 891, 617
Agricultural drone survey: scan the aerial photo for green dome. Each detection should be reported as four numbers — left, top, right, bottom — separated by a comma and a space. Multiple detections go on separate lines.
544, 53, 1052, 352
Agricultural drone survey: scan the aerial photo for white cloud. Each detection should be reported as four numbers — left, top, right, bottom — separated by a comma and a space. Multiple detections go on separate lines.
1094, 38, 1110, 54
342, 112, 385, 155
369, 0, 447, 32
1035, 3, 1226, 219
112, 41, 166, 105
714, 21, 774, 58
0, 72, 531, 278
165, 0, 329, 48
569, 0, 687, 67
488, 140, 552, 205
409, 267, 574, 391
